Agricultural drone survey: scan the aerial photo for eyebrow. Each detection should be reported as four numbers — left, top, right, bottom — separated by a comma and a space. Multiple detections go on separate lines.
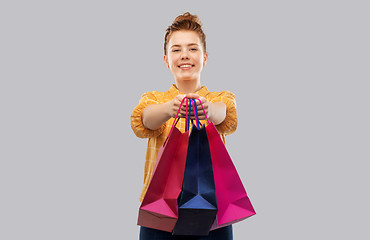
170, 43, 200, 48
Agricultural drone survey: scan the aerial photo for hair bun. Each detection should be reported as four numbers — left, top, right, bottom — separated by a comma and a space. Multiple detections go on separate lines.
164, 12, 206, 55
173, 12, 202, 26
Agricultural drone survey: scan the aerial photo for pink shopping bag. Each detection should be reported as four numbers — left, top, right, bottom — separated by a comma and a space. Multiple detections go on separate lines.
197, 99, 256, 230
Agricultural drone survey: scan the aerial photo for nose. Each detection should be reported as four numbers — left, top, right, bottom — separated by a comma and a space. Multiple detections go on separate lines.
180, 50, 189, 60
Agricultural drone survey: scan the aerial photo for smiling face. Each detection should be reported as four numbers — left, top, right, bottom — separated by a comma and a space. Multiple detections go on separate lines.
164, 30, 208, 82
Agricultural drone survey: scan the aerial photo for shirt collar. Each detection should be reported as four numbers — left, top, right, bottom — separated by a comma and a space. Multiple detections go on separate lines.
169, 84, 209, 98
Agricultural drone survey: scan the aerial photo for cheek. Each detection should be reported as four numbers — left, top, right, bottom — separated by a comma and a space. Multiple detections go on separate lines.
195, 53, 204, 63
166, 59, 174, 68
168, 57, 178, 67
171, 62, 178, 70
196, 58, 204, 67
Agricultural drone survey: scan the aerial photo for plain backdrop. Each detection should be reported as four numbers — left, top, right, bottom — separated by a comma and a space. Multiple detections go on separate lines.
1, 0, 369, 239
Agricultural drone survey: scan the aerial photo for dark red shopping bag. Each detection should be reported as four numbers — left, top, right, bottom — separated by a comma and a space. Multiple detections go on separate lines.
197, 99, 256, 230
137, 98, 189, 232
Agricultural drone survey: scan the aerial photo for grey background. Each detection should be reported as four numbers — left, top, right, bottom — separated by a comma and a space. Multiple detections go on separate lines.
1, 0, 369, 239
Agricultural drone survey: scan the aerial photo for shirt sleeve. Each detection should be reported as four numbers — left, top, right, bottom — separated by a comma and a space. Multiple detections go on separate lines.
209, 91, 238, 135
130, 91, 166, 138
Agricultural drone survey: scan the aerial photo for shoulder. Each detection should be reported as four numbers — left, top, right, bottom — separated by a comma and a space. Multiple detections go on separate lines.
139, 90, 167, 103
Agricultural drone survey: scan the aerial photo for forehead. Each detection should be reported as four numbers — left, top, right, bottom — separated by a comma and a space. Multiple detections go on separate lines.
168, 31, 201, 46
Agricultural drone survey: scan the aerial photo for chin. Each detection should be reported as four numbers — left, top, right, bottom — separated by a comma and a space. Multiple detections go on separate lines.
177, 74, 199, 81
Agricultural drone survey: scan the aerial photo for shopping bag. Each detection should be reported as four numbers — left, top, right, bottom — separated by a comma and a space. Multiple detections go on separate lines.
137, 98, 190, 232
172, 99, 218, 236
196, 99, 256, 230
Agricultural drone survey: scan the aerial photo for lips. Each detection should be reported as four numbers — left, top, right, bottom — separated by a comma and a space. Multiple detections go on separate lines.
178, 63, 194, 69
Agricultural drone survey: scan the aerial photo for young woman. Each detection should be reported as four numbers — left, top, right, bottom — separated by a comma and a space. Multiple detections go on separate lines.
131, 12, 237, 240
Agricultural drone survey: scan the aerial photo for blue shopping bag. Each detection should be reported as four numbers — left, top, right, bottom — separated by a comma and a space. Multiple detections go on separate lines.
172, 99, 217, 236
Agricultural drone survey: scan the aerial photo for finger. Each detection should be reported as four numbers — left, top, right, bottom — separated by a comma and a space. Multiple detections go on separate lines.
197, 109, 208, 115
176, 95, 186, 105
195, 104, 205, 111
182, 100, 191, 108
195, 105, 207, 114
196, 97, 207, 104
180, 98, 187, 106
180, 107, 189, 114
197, 115, 207, 120
180, 109, 188, 116
192, 98, 206, 106
185, 93, 200, 99
190, 115, 207, 121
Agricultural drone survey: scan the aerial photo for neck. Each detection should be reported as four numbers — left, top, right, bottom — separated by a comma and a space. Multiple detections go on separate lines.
175, 78, 201, 94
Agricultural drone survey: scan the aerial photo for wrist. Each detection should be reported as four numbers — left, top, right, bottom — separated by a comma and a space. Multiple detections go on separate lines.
164, 101, 174, 118
207, 102, 213, 122
208, 102, 226, 125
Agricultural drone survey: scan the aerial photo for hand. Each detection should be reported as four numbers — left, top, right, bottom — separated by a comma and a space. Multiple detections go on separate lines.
192, 97, 211, 121
178, 96, 226, 125
182, 97, 211, 121
168, 93, 201, 118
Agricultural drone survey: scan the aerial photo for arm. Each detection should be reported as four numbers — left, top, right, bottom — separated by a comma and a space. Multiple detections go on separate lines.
131, 92, 168, 138
208, 102, 227, 125
193, 98, 226, 125
143, 93, 205, 130
194, 91, 237, 135
142, 101, 172, 130
143, 93, 203, 130
211, 91, 238, 135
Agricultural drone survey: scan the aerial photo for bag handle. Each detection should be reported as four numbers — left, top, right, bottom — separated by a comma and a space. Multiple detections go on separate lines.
185, 97, 189, 131
191, 99, 201, 129
197, 99, 210, 124
187, 98, 200, 131
189, 98, 210, 129
166, 97, 187, 141
164, 97, 211, 144
187, 98, 192, 132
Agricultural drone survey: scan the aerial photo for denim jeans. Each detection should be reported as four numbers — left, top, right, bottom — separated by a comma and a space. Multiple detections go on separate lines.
139, 225, 233, 240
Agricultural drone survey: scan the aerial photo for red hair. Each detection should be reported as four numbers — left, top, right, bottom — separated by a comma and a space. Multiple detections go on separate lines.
164, 12, 207, 55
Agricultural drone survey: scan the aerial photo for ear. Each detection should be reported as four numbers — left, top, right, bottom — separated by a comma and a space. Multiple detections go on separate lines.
203, 52, 208, 67
163, 55, 170, 68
